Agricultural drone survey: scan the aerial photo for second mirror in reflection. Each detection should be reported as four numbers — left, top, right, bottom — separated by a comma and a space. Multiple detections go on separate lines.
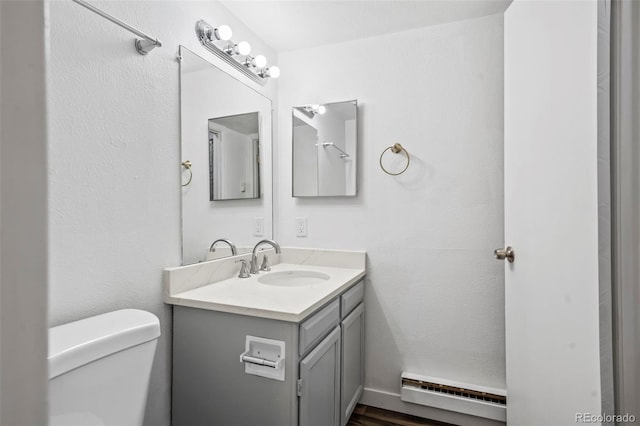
209, 112, 261, 201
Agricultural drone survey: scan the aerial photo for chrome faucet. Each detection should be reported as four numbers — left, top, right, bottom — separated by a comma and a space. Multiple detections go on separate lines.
250, 239, 281, 274
209, 238, 237, 256
235, 259, 251, 278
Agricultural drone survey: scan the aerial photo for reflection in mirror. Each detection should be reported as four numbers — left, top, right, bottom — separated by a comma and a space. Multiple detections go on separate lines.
180, 46, 273, 265
208, 112, 261, 201
292, 100, 357, 197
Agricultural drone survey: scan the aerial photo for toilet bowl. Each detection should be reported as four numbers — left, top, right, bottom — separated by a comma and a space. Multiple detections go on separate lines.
48, 309, 161, 426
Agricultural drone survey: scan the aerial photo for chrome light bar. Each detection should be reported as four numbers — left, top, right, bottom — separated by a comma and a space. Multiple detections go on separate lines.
195, 20, 280, 86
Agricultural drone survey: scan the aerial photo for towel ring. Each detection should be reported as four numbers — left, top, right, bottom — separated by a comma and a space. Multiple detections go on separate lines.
379, 143, 410, 176
181, 160, 193, 186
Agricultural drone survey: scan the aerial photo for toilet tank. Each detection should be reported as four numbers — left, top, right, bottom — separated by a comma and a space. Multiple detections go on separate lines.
48, 309, 161, 426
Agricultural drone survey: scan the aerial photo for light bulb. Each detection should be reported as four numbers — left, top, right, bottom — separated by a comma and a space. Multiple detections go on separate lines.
237, 41, 251, 56
253, 54, 267, 68
317, 105, 327, 115
267, 65, 280, 78
215, 25, 232, 41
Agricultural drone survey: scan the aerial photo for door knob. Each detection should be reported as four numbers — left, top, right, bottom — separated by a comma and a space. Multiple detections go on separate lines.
494, 246, 515, 263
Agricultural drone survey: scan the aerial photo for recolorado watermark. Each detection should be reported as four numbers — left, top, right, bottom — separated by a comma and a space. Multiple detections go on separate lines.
576, 413, 636, 423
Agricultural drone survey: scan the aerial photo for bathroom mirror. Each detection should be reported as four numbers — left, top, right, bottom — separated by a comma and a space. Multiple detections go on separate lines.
180, 46, 273, 265
292, 100, 357, 197
208, 112, 261, 201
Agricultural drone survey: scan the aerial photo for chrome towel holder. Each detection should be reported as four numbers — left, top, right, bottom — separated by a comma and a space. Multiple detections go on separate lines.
181, 160, 193, 187
322, 142, 350, 159
379, 143, 410, 176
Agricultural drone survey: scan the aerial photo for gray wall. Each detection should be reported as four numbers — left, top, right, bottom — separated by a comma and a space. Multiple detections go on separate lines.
597, 0, 614, 421
1, 1, 48, 424
611, 0, 640, 419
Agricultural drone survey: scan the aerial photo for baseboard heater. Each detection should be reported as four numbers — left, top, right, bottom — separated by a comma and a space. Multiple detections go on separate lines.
400, 372, 507, 422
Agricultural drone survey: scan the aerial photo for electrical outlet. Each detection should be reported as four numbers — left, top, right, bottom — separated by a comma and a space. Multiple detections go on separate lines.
295, 217, 308, 237
254, 217, 264, 237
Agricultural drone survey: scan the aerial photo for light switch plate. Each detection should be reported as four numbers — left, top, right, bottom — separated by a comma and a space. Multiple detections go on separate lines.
254, 217, 264, 237
295, 217, 308, 237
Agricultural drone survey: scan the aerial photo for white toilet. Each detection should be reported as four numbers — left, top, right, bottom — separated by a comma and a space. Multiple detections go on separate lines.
48, 309, 161, 426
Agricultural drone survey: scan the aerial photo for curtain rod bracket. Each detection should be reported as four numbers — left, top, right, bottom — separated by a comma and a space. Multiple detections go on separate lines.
135, 38, 162, 55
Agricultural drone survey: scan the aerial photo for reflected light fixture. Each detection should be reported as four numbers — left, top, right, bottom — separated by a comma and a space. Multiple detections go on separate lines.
195, 19, 279, 86
299, 104, 326, 118
259, 65, 280, 79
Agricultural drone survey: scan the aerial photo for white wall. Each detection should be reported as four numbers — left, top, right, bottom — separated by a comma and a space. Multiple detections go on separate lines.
316, 109, 347, 195
46, 1, 276, 425
277, 13, 505, 419
1, 1, 48, 424
226, 129, 256, 199
293, 120, 319, 195
345, 119, 356, 193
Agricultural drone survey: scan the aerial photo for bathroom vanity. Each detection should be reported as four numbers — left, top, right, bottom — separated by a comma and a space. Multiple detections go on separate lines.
165, 248, 366, 426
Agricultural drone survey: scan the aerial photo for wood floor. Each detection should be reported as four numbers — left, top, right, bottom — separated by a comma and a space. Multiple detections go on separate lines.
346, 405, 453, 426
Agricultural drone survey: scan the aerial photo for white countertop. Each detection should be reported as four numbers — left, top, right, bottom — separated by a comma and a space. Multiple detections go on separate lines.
165, 250, 366, 322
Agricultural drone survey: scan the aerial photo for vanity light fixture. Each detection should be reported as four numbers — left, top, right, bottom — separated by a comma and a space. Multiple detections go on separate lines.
195, 19, 279, 86
253, 55, 267, 68
196, 22, 232, 42
214, 25, 233, 41
225, 40, 251, 56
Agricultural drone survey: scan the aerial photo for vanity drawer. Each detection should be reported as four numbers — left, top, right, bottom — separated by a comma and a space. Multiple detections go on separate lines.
299, 299, 340, 355
341, 280, 364, 318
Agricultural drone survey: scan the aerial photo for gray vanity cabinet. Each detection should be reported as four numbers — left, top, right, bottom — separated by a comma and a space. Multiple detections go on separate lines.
172, 279, 364, 426
340, 302, 365, 426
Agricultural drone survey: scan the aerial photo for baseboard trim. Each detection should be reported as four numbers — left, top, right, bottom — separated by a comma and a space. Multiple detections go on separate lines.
359, 387, 506, 426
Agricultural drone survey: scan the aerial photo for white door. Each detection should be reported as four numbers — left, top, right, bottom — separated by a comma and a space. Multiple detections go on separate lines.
504, 1, 602, 425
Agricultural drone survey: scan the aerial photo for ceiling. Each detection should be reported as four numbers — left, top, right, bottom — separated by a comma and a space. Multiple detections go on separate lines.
210, 112, 259, 135
220, 0, 512, 53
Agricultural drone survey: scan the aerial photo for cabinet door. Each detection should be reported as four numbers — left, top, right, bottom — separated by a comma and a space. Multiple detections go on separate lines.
299, 326, 341, 426
340, 303, 364, 426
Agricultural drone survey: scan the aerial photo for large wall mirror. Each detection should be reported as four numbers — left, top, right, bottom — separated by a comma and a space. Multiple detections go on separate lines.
292, 100, 357, 197
180, 46, 272, 265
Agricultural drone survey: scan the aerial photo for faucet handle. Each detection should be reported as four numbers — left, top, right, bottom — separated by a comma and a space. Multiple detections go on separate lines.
260, 255, 271, 272
235, 259, 251, 278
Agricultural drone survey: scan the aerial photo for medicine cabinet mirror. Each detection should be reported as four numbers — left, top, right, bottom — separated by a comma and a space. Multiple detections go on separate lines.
180, 46, 273, 265
292, 100, 357, 197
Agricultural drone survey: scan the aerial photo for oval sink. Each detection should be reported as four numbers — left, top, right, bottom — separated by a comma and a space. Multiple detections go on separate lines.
258, 270, 330, 287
